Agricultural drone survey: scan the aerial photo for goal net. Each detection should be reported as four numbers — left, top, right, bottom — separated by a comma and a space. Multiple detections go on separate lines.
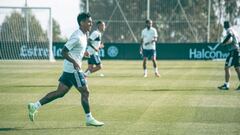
0, 6, 55, 61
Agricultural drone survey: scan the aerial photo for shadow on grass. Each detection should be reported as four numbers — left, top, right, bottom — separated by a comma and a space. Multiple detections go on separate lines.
0, 128, 14, 131
7, 85, 56, 88
0, 126, 88, 131
133, 88, 214, 92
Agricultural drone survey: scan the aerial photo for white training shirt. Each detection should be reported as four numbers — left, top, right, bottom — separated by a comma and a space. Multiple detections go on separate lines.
141, 27, 158, 50
63, 29, 87, 73
87, 30, 102, 55
221, 26, 240, 51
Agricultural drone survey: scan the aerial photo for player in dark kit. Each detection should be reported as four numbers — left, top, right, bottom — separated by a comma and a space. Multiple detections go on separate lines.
218, 21, 240, 90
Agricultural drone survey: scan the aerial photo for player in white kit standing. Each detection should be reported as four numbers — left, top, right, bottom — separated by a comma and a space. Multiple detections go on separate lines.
140, 19, 160, 77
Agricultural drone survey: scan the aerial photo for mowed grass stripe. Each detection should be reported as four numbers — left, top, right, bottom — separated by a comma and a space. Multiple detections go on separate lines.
0, 60, 239, 135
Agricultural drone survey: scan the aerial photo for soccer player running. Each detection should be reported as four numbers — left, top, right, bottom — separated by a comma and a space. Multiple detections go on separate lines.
140, 19, 160, 77
84, 21, 105, 77
27, 12, 104, 126
218, 21, 240, 90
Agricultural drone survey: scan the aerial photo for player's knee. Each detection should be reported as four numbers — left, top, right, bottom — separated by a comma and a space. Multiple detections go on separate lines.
97, 64, 102, 69
85, 90, 89, 96
89, 67, 93, 71
81, 88, 89, 98
234, 67, 240, 72
82, 91, 89, 100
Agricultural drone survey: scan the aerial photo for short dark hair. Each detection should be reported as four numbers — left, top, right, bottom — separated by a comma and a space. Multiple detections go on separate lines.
224, 21, 230, 29
96, 20, 104, 26
146, 19, 152, 24
77, 12, 91, 26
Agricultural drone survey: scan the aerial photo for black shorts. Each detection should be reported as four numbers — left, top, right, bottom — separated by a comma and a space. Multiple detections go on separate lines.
143, 49, 156, 59
88, 54, 101, 65
58, 71, 87, 88
225, 50, 240, 67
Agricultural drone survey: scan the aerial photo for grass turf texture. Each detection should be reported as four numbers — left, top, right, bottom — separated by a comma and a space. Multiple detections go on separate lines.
0, 60, 240, 135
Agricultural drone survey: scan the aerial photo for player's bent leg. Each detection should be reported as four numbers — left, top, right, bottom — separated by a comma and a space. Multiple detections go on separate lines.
96, 64, 102, 70
91, 64, 102, 73
84, 65, 94, 77
39, 83, 70, 105
27, 83, 70, 122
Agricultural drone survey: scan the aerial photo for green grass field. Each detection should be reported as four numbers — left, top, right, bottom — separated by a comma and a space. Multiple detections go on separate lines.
0, 60, 240, 135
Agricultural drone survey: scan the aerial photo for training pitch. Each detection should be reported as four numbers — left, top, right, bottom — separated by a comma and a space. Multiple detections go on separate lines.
0, 60, 239, 135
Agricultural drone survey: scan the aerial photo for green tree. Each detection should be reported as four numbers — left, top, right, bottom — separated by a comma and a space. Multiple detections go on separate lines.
52, 18, 66, 42
0, 11, 47, 42
224, 0, 239, 24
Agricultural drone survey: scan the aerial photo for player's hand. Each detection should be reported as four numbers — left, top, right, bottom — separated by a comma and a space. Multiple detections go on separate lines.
73, 61, 81, 71
93, 46, 99, 52
95, 48, 100, 52
100, 43, 104, 48
145, 42, 150, 46
151, 40, 156, 43
84, 51, 90, 58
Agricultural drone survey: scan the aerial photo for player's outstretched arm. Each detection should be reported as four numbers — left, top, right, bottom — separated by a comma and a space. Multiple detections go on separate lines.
99, 42, 104, 48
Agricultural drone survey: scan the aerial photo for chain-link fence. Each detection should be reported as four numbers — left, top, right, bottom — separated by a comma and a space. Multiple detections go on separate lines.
85, 0, 240, 43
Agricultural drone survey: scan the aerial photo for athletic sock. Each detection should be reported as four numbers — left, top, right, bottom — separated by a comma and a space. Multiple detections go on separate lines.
86, 112, 93, 120
154, 67, 158, 73
224, 82, 230, 87
144, 69, 147, 75
34, 101, 41, 110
